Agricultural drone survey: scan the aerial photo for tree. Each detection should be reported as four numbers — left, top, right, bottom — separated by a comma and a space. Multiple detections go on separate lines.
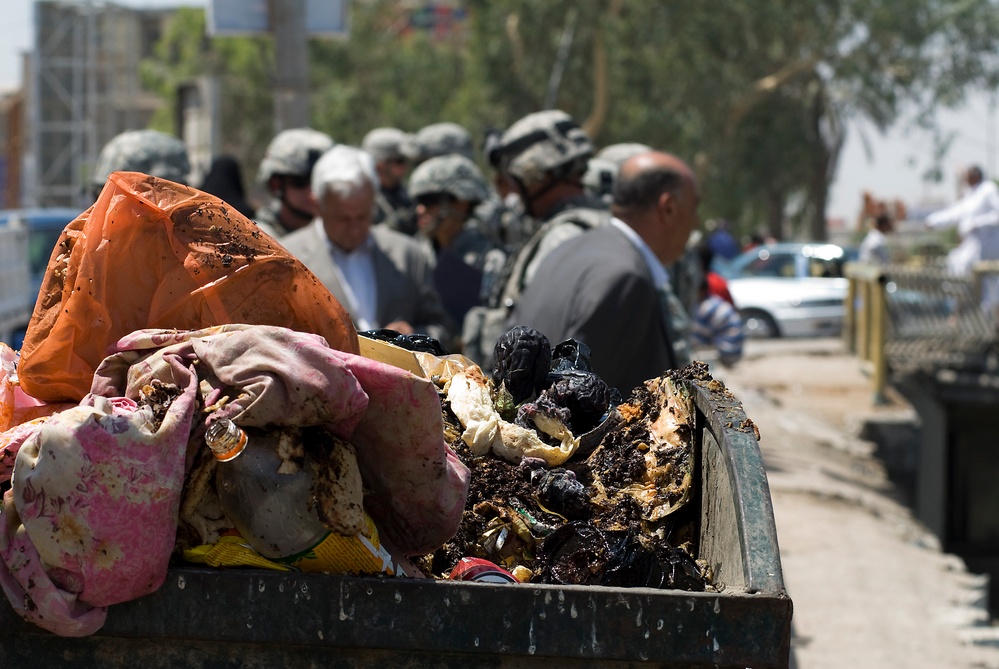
140, 1, 999, 239
141, 7, 276, 178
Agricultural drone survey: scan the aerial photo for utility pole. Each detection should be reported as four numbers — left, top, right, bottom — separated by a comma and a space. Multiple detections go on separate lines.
270, 0, 310, 132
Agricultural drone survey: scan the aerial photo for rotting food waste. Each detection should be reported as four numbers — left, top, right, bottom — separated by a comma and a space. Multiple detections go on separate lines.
415, 326, 713, 591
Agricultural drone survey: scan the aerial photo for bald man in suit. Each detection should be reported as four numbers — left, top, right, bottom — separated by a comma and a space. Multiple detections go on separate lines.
508, 151, 700, 393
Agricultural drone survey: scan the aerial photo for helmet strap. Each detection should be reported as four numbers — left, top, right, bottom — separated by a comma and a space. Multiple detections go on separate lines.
514, 173, 559, 218
281, 197, 315, 224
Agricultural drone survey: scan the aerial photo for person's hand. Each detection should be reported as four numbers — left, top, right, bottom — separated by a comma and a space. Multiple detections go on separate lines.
384, 320, 414, 334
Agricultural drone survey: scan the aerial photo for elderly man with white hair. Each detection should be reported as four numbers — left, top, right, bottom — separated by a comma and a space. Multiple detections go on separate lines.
280, 145, 454, 346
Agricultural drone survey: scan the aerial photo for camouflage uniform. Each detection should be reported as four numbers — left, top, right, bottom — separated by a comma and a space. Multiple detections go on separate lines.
90, 129, 190, 201
491, 110, 608, 287
409, 154, 499, 271
362, 127, 417, 236
255, 128, 334, 238
462, 110, 609, 367
581, 157, 619, 205
409, 154, 504, 327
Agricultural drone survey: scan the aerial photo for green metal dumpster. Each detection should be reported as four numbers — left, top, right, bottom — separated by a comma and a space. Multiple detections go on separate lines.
0, 375, 791, 668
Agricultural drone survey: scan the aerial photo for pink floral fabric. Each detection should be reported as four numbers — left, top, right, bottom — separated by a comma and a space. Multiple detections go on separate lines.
0, 325, 470, 636
0, 381, 198, 636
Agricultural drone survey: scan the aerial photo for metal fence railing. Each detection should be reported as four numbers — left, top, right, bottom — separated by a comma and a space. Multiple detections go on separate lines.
845, 260, 999, 403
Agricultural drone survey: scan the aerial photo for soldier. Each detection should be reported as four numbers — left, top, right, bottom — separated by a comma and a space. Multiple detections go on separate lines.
462, 109, 609, 367
89, 129, 190, 202
255, 128, 334, 238
403, 122, 476, 166
582, 143, 653, 205
361, 127, 417, 236
581, 157, 619, 205
408, 154, 505, 326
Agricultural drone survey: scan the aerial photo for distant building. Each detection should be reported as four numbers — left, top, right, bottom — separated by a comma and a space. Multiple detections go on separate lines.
21, 1, 175, 209
0, 90, 25, 209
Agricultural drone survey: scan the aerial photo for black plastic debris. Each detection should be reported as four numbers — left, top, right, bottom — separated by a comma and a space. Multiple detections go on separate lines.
549, 338, 593, 374
536, 522, 706, 591
541, 370, 611, 434
530, 467, 589, 519
493, 326, 552, 404
359, 329, 449, 356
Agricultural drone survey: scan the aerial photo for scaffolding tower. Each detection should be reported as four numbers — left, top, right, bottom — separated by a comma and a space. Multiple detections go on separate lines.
29, 1, 170, 209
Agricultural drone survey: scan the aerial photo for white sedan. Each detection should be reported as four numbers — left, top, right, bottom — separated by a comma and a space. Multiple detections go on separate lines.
717, 243, 852, 338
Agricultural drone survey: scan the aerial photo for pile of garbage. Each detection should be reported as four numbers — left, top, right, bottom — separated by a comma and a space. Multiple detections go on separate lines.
0, 173, 713, 641
415, 326, 711, 591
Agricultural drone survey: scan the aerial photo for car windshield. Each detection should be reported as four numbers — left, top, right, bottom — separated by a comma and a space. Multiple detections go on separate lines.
719, 244, 848, 280
742, 250, 797, 278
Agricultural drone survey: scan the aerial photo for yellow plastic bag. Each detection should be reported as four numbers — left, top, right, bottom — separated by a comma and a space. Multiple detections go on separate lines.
18, 172, 358, 402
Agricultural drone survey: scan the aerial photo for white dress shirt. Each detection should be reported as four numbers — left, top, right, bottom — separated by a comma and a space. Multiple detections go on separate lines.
322, 220, 378, 331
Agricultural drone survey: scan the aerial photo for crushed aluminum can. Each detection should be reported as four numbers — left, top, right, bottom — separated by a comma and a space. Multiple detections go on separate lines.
448, 557, 519, 583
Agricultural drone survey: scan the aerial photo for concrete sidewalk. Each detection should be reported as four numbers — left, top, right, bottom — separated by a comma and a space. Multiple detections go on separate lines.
708, 338, 999, 669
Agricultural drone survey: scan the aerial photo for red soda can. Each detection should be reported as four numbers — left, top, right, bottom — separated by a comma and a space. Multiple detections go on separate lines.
448, 557, 518, 583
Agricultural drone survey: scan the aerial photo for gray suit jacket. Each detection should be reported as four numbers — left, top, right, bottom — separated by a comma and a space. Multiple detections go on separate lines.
280, 222, 454, 346
508, 223, 679, 394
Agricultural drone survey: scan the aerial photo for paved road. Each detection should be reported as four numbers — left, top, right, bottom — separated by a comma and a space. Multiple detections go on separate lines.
707, 337, 999, 669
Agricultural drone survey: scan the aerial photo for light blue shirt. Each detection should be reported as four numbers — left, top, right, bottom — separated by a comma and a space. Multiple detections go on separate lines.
609, 216, 670, 289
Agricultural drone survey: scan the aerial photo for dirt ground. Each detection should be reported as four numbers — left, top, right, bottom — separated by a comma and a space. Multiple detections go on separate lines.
707, 337, 999, 669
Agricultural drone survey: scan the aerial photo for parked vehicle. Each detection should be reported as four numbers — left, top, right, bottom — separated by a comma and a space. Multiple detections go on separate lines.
717, 243, 854, 338
0, 208, 80, 348
0, 225, 30, 347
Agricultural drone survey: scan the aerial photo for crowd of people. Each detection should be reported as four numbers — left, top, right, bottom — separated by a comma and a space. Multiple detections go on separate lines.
88, 111, 746, 394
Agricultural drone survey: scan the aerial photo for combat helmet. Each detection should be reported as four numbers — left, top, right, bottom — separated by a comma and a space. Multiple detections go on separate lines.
404, 122, 475, 165
362, 127, 412, 163
91, 129, 190, 192
595, 142, 652, 167
491, 110, 593, 188
257, 128, 334, 184
409, 154, 490, 205
581, 157, 619, 203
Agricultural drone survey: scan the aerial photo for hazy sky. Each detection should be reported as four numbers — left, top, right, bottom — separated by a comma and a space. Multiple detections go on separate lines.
2, 0, 995, 226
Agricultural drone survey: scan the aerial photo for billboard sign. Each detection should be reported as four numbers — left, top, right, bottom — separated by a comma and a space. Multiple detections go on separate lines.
208, 0, 349, 37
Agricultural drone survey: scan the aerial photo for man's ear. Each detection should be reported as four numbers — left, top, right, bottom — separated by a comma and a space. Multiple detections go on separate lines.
658, 190, 674, 220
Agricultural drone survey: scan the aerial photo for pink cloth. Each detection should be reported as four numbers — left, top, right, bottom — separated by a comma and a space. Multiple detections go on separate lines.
0, 325, 469, 636
0, 383, 198, 636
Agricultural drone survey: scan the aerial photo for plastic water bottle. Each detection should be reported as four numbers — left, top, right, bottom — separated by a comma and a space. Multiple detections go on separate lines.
205, 418, 397, 574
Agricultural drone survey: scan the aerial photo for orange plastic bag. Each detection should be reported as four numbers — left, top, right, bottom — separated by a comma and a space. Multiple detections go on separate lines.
18, 171, 358, 402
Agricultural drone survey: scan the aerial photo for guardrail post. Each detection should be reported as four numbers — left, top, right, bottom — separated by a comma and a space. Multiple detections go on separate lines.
845, 261, 890, 405
870, 273, 888, 405
844, 276, 857, 353
857, 279, 871, 362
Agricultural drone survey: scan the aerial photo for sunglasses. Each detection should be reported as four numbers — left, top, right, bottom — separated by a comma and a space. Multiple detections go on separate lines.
282, 175, 311, 189
416, 193, 455, 208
